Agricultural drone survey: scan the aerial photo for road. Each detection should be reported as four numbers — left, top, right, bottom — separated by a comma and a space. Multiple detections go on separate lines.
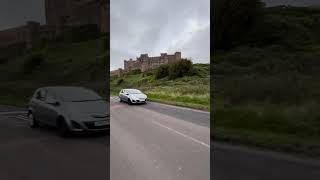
110, 97, 210, 180
110, 97, 320, 180
0, 106, 109, 180
212, 143, 320, 180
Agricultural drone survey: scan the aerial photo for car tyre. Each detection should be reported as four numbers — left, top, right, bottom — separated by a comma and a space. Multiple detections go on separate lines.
128, 98, 133, 105
28, 112, 39, 128
119, 97, 123, 102
57, 118, 70, 138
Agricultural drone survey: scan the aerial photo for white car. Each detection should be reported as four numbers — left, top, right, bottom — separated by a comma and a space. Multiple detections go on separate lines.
119, 89, 147, 104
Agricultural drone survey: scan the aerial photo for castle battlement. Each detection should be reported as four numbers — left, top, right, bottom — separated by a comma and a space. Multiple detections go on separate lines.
123, 52, 182, 72
0, 0, 109, 53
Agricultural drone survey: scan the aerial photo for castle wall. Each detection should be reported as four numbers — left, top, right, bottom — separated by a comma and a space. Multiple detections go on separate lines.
0, 0, 109, 52
124, 52, 182, 72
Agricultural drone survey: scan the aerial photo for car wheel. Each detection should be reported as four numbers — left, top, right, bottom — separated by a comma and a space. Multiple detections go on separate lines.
128, 98, 132, 105
28, 112, 39, 128
57, 119, 70, 137
119, 98, 123, 102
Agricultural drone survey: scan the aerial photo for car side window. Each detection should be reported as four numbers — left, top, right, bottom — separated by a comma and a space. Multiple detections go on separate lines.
35, 89, 46, 101
45, 90, 57, 101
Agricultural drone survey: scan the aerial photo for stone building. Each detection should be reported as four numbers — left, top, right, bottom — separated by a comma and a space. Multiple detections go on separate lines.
110, 68, 124, 77
124, 52, 182, 72
0, 21, 55, 51
0, 0, 109, 53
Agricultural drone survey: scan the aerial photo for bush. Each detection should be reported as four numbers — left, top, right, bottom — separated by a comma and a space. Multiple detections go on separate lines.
154, 64, 169, 79
22, 53, 45, 73
168, 59, 193, 79
127, 69, 141, 75
117, 78, 124, 85
59, 24, 101, 42
0, 57, 8, 64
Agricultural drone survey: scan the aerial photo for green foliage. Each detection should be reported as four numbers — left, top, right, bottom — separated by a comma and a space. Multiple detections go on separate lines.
213, 0, 265, 50
154, 64, 169, 79
22, 52, 45, 73
154, 59, 194, 80
127, 69, 141, 75
168, 59, 193, 79
110, 64, 210, 110
213, 5, 320, 155
117, 78, 124, 85
58, 24, 101, 42
0, 57, 8, 64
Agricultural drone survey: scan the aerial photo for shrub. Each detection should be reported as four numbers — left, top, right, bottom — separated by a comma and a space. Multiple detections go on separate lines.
168, 59, 193, 79
117, 78, 124, 85
22, 53, 45, 73
154, 64, 169, 79
59, 24, 101, 42
127, 69, 141, 75
0, 57, 8, 64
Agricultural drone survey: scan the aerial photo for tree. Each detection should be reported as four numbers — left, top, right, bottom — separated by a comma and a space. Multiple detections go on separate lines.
213, 0, 265, 50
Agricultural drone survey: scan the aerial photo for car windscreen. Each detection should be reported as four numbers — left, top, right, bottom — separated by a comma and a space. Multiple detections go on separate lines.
54, 88, 103, 102
126, 89, 142, 94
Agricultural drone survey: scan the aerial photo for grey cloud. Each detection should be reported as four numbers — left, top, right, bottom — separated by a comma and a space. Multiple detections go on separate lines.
110, 0, 210, 70
0, 0, 45, 30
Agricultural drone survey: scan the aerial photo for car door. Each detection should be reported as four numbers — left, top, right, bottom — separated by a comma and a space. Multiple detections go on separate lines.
119, 90, 126, 101
123, 90, 129, 102
42, 89, 59, 126
32, 89, 47, 123
119, 90, 123, 100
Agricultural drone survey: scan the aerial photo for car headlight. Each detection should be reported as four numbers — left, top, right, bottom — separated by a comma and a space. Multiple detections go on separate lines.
71, 120, 82, 129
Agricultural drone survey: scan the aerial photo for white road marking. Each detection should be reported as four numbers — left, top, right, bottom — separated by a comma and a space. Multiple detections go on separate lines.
151, 102, 210, 114
16, 115, 28, 121
0, 111, 27, 115
151, 120, 210, 149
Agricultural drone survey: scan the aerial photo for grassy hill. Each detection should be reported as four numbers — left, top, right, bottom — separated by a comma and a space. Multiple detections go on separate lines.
110, 63, 210, 111
213, 4, 320, 156
0, 26, 109, 107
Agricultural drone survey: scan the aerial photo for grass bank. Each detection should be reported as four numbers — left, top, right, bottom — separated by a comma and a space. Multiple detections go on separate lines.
110, 64, 210, 111
0, 26, 108, 107
212, 5, 320, 156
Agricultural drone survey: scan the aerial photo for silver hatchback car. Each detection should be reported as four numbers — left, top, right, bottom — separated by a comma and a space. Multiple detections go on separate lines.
28, 86, 110, 137
119, 89, 147, 104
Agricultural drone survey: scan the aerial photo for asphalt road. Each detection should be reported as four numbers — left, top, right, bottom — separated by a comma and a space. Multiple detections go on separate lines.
0, 106, 109, 180
211, 143, 320, 180
110, 97, 210, 180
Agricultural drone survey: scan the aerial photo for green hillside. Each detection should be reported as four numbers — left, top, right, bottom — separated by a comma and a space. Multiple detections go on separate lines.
213, 2, 320, 156
110, 63, 210, 111
0, 26, 109, 107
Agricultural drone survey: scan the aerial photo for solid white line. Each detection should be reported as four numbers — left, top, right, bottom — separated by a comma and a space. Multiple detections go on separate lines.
15, 115, 28, 121
0, 111, 27, 115
152, 120, 210, 149
151, 102, 210, 114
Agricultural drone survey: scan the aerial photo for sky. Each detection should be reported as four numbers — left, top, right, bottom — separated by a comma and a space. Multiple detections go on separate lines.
110, 0, 210, 70
0, 0, 45, 30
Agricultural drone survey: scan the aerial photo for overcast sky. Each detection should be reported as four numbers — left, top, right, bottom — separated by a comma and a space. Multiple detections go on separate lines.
0, 0, 45, 30
110, 0, 210, 70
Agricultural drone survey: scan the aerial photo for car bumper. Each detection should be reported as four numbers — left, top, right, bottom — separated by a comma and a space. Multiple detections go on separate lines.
131, 99, 147, 104
69, 120, 110, 132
